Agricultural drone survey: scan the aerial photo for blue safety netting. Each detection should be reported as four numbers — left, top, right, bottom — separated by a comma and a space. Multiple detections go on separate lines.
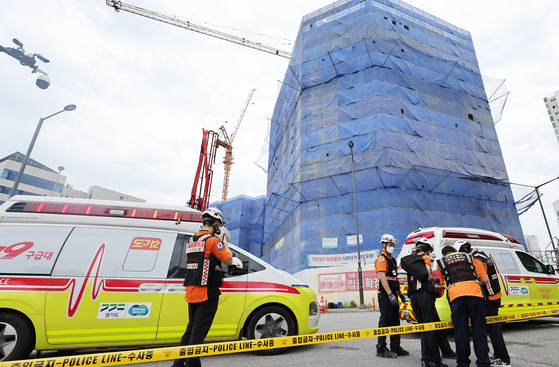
255, 0, 525, 273
213, 195, 265, 256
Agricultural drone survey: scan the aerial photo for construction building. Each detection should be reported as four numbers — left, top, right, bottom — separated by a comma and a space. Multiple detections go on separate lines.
247, 0, 525, 273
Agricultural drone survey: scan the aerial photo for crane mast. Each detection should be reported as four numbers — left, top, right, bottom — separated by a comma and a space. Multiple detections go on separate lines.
106, 0, 291, 59
218, 88, 256, 201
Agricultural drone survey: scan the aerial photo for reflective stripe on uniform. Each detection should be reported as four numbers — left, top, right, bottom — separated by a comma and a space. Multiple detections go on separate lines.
201, 259, 210, 286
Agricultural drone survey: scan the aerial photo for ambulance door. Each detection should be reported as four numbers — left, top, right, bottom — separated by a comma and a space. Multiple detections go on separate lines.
45, 227, 176, 345
211, 247, 248, 339
157, 238, 248, 341
157, 233, 190, 341
484, 249, 533, 314
514, 251, 559, 311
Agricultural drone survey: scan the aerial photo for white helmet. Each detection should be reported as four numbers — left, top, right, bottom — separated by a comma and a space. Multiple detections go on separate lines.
202, 207, 225, 225
415, 237, 433, 253
455, 240, 472, 253
380, 234, 398, 244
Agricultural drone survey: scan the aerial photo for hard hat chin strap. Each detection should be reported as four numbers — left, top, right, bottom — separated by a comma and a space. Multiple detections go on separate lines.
212, 221, 221, 235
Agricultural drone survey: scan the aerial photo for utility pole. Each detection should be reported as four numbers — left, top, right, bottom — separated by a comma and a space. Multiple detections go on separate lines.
349, 141, 366, 309
534, 176, 559, 251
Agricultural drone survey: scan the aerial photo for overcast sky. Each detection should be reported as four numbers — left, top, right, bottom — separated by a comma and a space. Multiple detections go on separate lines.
1, 0, 558, 251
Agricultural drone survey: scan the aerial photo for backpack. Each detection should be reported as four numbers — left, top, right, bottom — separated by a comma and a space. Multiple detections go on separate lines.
400, 253, 429, 281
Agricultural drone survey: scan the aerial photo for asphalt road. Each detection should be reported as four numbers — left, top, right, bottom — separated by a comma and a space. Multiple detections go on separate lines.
124, 309, 559, 367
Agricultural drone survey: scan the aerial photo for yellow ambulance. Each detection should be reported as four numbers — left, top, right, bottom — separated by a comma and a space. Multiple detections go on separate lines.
0, 196, 320, 361
397, 227, 559, 322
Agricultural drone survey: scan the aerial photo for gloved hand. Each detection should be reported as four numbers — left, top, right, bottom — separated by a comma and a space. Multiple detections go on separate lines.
388, 293, 398, 306
230, 257, 243, 269
398, 292, 406, 303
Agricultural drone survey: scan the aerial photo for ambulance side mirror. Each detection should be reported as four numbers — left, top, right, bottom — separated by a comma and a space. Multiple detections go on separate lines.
545, 264, 555, 275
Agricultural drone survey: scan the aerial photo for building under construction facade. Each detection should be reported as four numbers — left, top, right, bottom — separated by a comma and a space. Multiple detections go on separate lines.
217, 0, 524, 274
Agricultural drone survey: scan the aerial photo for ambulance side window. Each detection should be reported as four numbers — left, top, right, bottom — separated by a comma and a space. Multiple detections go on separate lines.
515, 251, 547, 274
52, 227, 176, 279
167, 234, 190, 279
0, 225, 71, 275
223, 249, 251, 278
248, 258, 266, 274
495, 251, 520, 274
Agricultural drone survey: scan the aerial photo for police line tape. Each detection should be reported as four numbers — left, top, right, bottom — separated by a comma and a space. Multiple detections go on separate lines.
1, 307, 558, 367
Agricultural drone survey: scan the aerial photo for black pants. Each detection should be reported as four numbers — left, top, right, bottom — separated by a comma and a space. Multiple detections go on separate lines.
411, 292, 441, 363
435, 312, 455, 356
450, 296, 490, 367
376, 292, 401, 351
486, 298, 510, 364
172, 296, 220, 367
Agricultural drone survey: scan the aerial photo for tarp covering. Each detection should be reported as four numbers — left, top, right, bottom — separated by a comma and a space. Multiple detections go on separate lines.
257, 0, 524, 273
212, 195, 265, 256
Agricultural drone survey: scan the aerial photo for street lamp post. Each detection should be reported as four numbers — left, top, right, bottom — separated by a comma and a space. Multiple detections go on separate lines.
349, 141, 366, 309
9, 105, 76, 198
51, 166, 65, 196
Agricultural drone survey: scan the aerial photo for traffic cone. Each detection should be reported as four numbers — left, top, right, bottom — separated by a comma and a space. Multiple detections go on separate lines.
372, 297, 376, 312
319, 296, 325, 313
324, 298, 328, 313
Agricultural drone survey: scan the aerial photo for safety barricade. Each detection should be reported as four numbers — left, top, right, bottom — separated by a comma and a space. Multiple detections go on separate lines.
1, 308, 558, 367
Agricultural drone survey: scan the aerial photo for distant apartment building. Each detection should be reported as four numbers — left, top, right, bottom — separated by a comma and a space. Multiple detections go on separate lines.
553, 200, 559, 227
544, 90, 559, 143
524, 235, 540, 256
0, 152, 66, 203
59, 185, 144, 202
0, 152, 144, 204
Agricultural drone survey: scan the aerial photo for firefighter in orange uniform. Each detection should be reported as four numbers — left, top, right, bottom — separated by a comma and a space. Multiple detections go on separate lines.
375, 234, 409, 358
172, 208, 243, 367
437, 245, 490, 367
458, 241, 511, 367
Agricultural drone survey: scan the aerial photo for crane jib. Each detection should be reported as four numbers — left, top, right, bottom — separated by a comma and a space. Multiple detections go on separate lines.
106, 0, 292, 59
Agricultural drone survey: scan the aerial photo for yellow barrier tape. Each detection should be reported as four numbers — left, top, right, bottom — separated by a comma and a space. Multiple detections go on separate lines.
2, 307, 558, 367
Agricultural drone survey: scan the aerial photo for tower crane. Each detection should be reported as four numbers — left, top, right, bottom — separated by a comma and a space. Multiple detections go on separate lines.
105, 0, 291, 59
187, 89, 255, 210
105, 1, 271, 209
217, 88, 256, 201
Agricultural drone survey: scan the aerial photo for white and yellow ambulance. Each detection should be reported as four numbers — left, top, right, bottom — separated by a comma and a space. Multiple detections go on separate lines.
0, 196, 319, 361
397, 227, 559, 322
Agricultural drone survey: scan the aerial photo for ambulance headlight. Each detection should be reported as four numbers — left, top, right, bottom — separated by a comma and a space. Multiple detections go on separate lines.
309, 301, 319, 316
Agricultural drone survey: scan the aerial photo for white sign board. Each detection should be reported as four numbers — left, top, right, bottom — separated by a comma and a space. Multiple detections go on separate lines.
322, 237, 338, 249
308, 250, 379, 267
347, 234, 363, 246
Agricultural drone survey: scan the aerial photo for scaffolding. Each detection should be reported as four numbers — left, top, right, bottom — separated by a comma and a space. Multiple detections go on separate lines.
259, 0, 524, 273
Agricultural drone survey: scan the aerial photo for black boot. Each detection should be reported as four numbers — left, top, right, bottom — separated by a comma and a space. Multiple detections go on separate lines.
441, 350, 458, 359
391, 346, 410, 356
377, 347, 397, 358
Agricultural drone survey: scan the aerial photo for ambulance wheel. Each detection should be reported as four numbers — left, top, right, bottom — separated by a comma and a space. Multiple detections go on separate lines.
0, 313, 34, 361
246, 306, 295, 355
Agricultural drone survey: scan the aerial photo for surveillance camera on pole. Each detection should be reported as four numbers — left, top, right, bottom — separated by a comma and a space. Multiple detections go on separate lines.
0, 38, 52, 89
35, 73, 50, 89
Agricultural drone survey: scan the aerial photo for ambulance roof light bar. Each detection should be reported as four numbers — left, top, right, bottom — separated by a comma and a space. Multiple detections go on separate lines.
6, 201, 203, 223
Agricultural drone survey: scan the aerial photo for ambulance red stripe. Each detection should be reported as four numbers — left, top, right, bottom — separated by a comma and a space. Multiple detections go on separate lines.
0, 278, 301, 295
